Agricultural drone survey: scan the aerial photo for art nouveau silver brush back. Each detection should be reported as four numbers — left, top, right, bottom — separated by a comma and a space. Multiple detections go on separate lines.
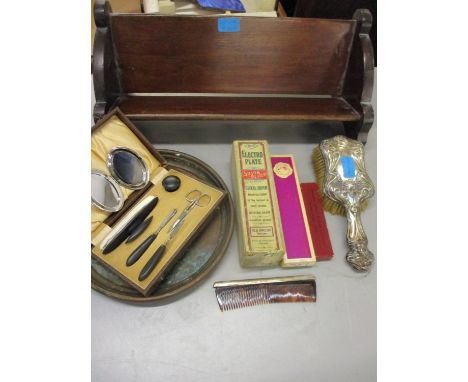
319, 135, 375, 272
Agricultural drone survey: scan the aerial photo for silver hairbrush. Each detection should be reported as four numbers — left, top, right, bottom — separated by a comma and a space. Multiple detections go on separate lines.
313, 135, 375, 272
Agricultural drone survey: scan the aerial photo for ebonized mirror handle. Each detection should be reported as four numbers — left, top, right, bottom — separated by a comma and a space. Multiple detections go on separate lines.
138, 245, 167, 281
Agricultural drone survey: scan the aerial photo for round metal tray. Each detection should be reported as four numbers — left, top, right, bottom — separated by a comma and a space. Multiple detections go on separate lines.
91, 149, 234, 303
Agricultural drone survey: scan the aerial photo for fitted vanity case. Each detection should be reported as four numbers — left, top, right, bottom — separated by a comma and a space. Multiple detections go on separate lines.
91, 108, 226, 296
93, 1, 375, 143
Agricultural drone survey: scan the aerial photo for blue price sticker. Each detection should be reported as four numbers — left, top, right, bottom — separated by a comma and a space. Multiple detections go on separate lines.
340, 156, 356, 178
218, 18, 240, 32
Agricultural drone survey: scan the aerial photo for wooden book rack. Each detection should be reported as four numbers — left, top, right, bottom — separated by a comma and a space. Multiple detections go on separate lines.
93, 1, 374, 143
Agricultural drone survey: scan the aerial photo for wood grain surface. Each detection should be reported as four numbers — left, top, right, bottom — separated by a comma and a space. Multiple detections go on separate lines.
118, 96, 360, 121
92, 2, 374, 142
110, 15, 356, 95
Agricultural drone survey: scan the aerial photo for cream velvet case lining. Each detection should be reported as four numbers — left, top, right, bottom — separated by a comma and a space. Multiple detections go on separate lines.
91, 109, 226, 295
91, 114, 162, 234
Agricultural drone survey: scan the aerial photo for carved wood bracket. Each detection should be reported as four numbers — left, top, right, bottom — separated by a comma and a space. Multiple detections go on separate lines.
92, 0, 120, 122
353, 9, 375, 143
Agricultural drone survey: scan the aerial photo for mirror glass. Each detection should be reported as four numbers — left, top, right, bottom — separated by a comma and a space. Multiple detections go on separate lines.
91, 171, 124, 212
107, 147, 149, 190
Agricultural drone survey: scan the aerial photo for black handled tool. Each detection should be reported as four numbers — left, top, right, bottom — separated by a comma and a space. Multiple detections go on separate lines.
102, 197, 158, 255
138, 200, 198, 280
127, 234, 157, 266
126, 216, 153, 243
138, 190, 211, 281
126, 209, 177, 266
138, 245, 167, 281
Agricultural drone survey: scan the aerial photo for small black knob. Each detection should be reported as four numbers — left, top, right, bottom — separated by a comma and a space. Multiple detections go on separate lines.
162, 175, 181, 192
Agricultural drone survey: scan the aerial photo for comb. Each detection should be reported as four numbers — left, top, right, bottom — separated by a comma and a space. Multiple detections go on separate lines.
213, 275, 316, 312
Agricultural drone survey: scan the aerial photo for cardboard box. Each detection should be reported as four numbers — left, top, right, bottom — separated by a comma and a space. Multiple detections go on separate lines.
271, 155, 316, 267
232, 140, 284, 267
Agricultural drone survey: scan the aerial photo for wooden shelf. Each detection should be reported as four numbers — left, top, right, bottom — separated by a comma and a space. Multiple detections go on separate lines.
118, 96, 361, 121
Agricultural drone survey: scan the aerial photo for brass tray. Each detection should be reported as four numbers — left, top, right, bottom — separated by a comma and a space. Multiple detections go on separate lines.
91, 149, 234, 303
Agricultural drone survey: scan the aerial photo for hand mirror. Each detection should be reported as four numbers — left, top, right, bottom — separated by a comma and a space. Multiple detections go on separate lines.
91, 170, 125, 212
107, 147, 150, 190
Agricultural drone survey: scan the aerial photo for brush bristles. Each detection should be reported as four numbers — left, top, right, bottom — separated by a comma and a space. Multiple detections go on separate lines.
312, 146, 368, 216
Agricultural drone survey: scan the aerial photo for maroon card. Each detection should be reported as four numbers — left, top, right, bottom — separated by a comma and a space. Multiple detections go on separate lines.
300, 183, 334, 261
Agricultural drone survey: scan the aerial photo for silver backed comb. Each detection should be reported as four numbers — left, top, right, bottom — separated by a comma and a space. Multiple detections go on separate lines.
213, 275, 316, 312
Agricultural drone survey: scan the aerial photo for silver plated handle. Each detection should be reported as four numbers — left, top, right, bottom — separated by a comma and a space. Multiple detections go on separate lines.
319, 135, 375, 272
345, 206, 374, 272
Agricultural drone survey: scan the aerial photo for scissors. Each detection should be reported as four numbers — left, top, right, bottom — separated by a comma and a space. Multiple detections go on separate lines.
167, 190, 211, 236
